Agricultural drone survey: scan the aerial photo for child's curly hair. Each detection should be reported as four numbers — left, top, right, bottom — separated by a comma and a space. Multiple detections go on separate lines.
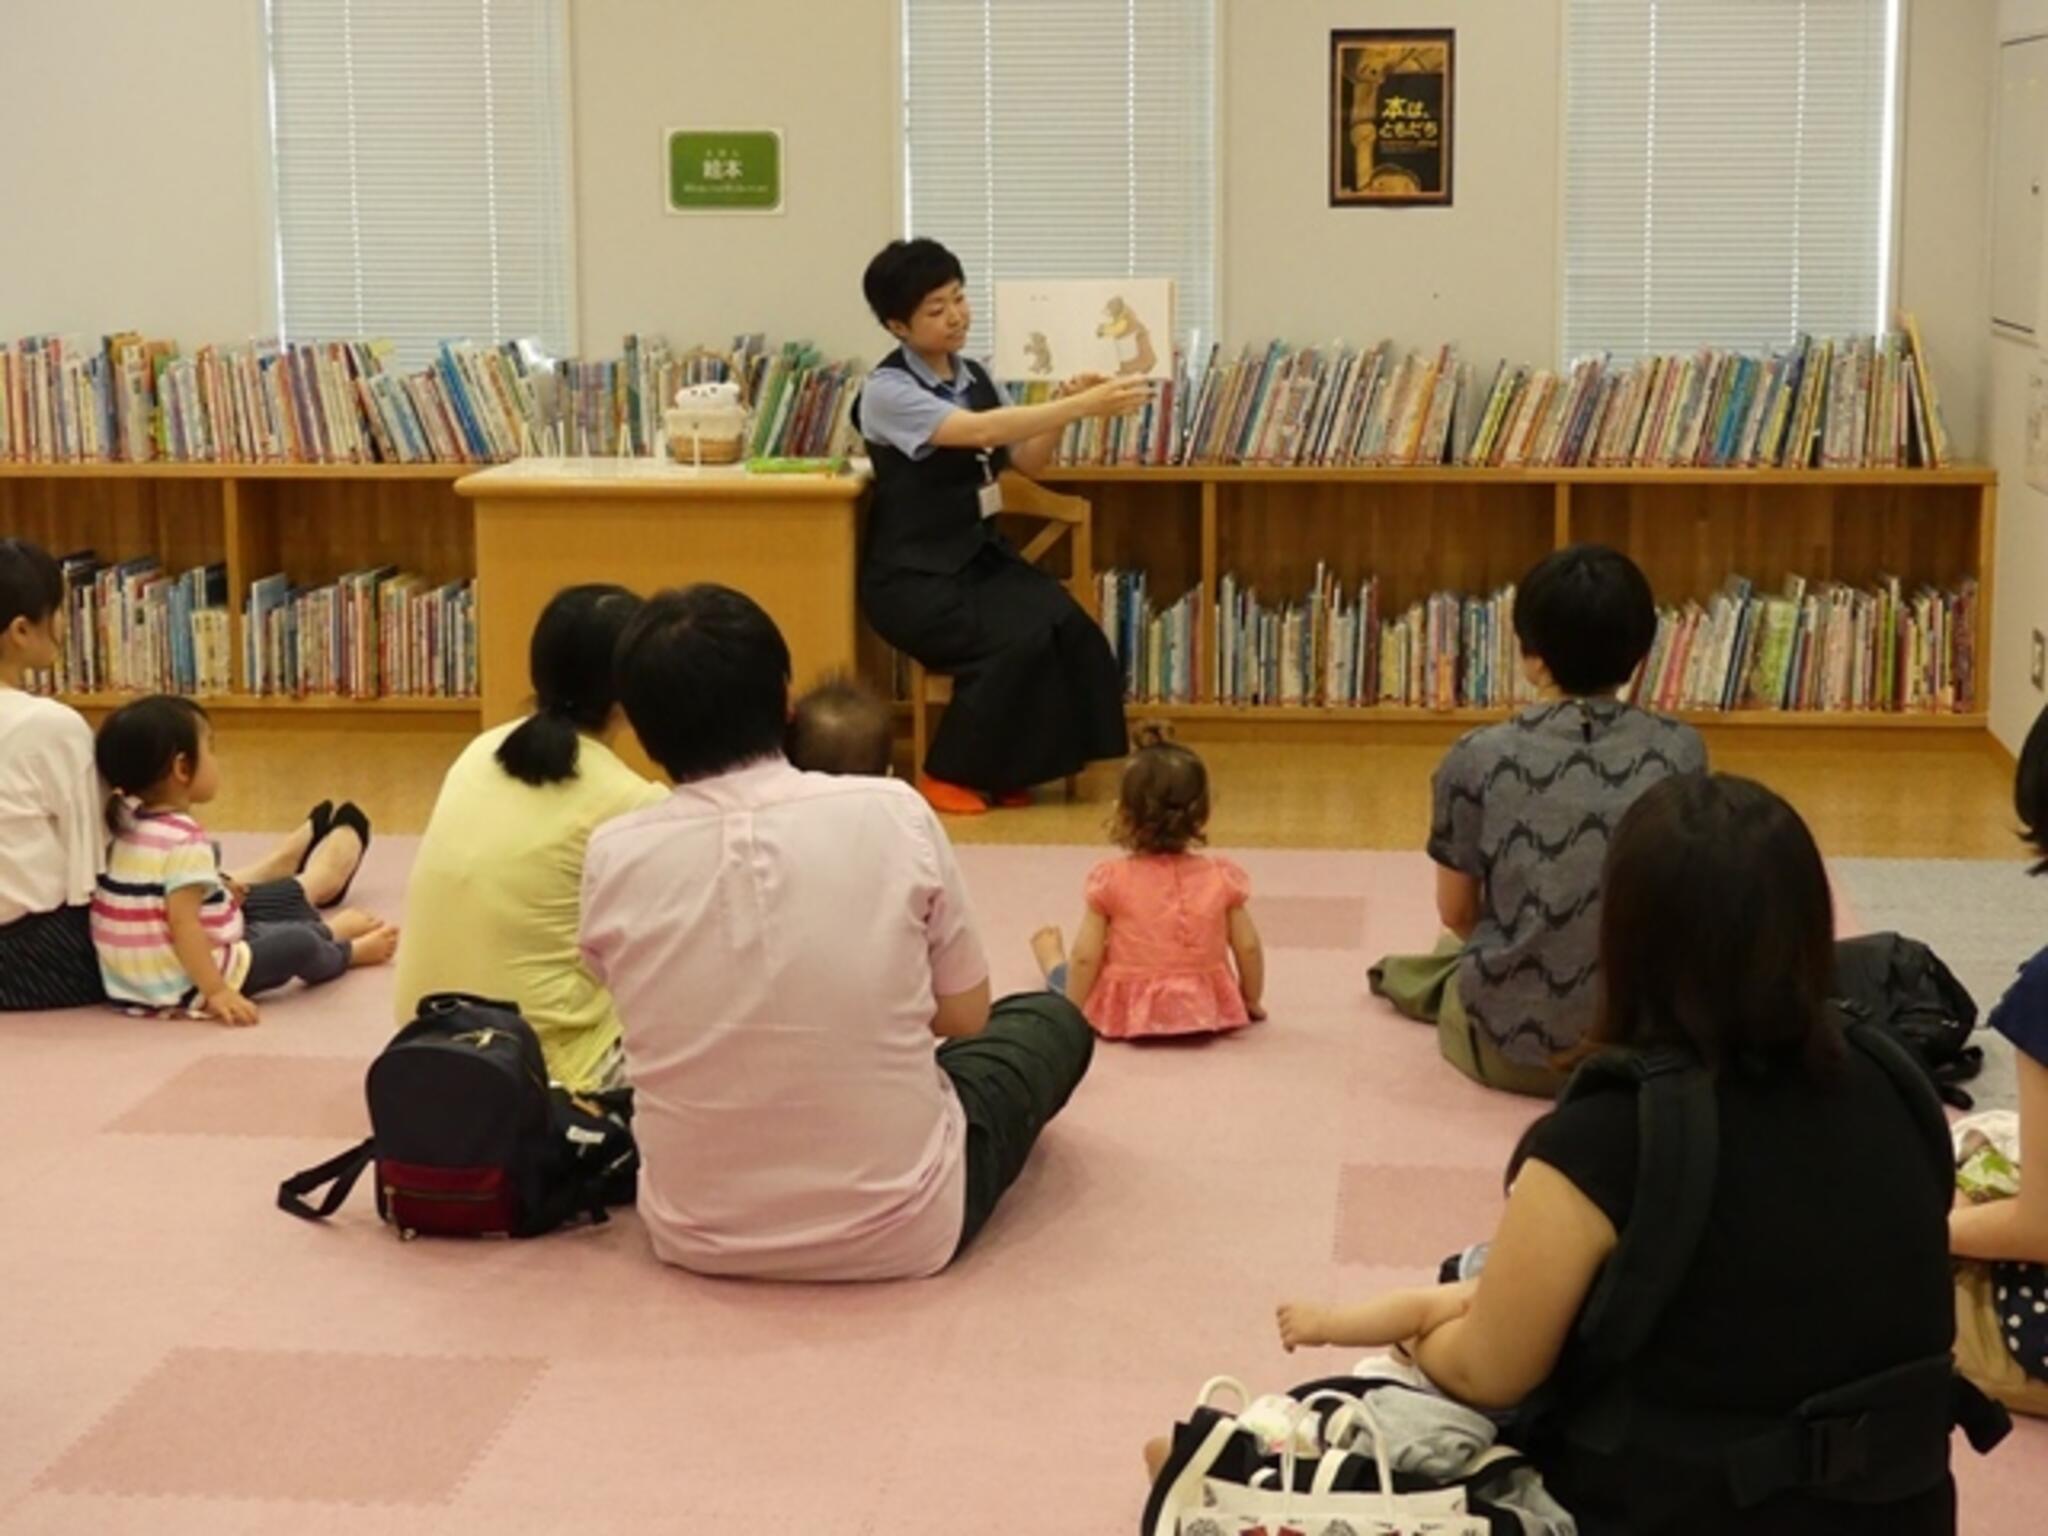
1113, 721, 1211, 855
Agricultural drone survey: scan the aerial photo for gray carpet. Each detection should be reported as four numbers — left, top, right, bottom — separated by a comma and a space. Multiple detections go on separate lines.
1832, 858, 2048, 1112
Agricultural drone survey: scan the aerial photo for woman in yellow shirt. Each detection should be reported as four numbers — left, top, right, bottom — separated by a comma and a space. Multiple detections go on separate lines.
393, 585, 664, 1090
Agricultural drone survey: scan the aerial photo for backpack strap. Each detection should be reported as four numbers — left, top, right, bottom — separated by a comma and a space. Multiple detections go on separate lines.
1519, 1049, 1718, 1458
277, 1137, 375, 1222
1572, 1050, 1720, 1371
1841, 1020, 1952, 1192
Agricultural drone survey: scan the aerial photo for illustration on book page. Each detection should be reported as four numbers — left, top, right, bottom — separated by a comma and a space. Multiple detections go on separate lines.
993, 278, 1176, 382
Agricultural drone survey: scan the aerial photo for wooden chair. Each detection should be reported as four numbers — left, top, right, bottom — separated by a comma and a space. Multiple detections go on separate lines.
908, 469, 1094, 801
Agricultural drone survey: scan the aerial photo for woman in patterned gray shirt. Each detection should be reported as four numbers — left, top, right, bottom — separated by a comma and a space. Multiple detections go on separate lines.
1371, 545, 1707, 1096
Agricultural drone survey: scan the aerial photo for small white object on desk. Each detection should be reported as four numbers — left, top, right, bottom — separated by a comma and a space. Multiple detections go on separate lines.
664, 380, 749, 467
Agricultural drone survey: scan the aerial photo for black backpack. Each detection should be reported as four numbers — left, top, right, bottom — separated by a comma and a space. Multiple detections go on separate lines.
1516, 1023, 2009, 1513
278, 993, 638, 1239
1831, 932, 1983, 1108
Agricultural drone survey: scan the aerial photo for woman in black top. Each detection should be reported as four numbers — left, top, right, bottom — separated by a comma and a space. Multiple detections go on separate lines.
853, 239, 1144, 816
1277, 774, 1961, 1533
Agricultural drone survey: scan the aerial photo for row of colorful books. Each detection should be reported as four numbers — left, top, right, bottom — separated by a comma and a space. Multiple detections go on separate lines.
1008, 372, 1191, 469
0, 331, 859, 464
570, 334, 772, 458
0, 334, 557, 465
1627, 575, 1978, 715
1465, 326, 1951, 470
25, 553, 231, 696
1215, 572, 1533, 710
1025, 316, 1952, 471
1096, 569, 1200, 703
245, 571, 478, 699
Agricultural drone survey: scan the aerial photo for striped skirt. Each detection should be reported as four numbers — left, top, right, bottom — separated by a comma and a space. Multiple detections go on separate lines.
0, 904, 102, 1011
0, 878, 320, 1012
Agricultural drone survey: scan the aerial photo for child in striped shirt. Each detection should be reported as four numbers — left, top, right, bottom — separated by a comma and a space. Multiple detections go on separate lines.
92, 697, 397, 1024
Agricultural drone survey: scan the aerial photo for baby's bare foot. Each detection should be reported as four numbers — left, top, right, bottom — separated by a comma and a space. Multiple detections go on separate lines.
1030, 925, 1067, 981
346, 924, 400, 968
328, 909, 381, 942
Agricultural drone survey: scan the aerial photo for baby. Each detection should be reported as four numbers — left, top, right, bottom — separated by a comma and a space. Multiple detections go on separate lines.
786, 676, 895, 778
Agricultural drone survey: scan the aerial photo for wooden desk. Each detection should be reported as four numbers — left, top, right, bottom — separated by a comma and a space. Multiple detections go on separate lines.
457, 457, 869, 729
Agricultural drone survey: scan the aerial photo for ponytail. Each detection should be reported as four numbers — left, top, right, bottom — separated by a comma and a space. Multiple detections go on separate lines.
491, 583, 646, 789
494, 706, 583, 787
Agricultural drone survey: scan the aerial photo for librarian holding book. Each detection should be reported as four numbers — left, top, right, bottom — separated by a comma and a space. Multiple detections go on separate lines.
853, 239, 1146, 815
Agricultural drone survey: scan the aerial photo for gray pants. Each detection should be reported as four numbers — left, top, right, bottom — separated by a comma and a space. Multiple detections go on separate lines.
240, 882, 351, 997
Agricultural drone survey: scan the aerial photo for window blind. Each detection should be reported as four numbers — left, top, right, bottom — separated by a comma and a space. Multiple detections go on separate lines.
1564, 0, 1899, 361
902, 0, 1216, 360
264, 0, 573, 369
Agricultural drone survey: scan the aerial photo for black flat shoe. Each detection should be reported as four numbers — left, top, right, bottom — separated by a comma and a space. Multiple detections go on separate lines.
319, 801, 373, 910
294, 800, 335, 874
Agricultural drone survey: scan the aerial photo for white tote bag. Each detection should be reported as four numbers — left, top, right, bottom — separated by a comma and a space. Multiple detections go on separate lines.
1151, 1378, 1492, 1536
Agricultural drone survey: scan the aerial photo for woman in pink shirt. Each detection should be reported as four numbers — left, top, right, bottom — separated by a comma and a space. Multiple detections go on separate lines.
1032, 726, 1265, 1038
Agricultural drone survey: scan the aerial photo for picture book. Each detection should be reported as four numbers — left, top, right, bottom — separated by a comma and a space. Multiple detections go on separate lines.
992, 277, 1176, 382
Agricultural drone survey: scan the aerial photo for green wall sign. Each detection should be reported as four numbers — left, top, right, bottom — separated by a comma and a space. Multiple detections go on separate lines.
667, 129, 783, 214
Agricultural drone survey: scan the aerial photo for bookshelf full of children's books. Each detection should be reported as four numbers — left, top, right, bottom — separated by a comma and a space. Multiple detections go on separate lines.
0, 462, 480, 722
0, 328, 861, 724
1042, 463, 1995, 741
0, 322, 1997, 740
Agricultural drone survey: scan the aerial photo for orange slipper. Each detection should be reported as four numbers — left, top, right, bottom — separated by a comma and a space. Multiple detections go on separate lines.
993, 789, 1033, 808
919, 776, 988, 815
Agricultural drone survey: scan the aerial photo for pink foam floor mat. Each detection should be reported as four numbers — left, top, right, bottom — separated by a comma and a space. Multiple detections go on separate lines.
1, 837, 2038, 1533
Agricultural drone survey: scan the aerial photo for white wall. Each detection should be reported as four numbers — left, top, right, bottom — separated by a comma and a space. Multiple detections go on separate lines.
0, 0, 273, 340
1899, 0, 1996, 463
1990, 0, 2048, 748
0, 1, 1992, 389
566, 0, 898, 361
1221, 0, 1562, 368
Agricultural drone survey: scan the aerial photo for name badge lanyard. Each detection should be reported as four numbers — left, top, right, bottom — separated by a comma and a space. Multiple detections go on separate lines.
977, 450, 1002, 519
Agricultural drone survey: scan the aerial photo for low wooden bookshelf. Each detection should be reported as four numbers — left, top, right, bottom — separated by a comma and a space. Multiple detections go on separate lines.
0, 462, 479, 724
2, 460, 1995, 742
1037, 463, 1996, 741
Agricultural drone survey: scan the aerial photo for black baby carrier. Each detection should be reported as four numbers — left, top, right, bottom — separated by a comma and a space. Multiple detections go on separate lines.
1520, 1020, 2010, 1517
278, 993, 637, 1239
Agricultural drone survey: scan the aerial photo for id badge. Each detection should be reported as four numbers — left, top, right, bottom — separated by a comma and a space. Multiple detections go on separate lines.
977, 477, 1004, 520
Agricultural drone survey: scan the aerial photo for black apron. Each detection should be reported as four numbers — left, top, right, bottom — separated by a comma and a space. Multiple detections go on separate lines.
854, 350, 1126, 793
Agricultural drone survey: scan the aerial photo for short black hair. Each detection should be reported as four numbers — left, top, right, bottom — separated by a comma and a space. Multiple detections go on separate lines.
2018, 703, 2048, 875
495, 583, 643, 787
616, 584, 791, 783
1588, 773, 1843, 1083
787, 676, 894, 777
0, 538, 63, 634
96, 695, 211, 829
1514, 544, 1658, 696
862, 238, 966, 328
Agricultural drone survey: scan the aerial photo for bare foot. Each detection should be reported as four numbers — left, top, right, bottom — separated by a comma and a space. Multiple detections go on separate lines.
299, 825, 364, 908
229, 815, 318, 888
1143, 1435, 1170, 1480
345, 923, 399, 968
1030, 925, 1067, 982
327, 908, 382, 942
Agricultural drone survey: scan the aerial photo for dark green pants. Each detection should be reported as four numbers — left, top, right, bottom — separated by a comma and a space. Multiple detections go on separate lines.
1370, 936, 1565, 1100
940, 990, 1095, 1257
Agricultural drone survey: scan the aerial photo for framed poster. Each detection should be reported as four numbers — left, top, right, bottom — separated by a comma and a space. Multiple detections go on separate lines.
1330, 30, 1454, 208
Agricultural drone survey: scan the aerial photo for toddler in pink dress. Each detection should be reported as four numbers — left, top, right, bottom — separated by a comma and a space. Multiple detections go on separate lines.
1032, 726, 1264, 1039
